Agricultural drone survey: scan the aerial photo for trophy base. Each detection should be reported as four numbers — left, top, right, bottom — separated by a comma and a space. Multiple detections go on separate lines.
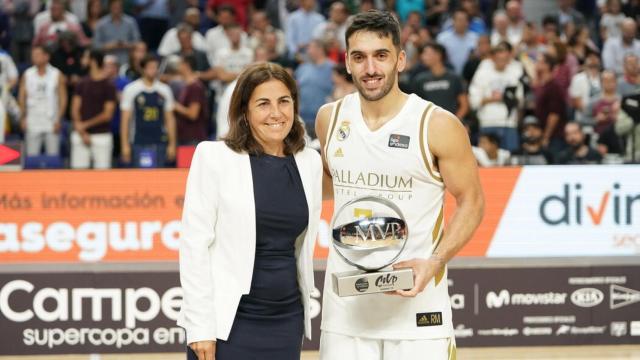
332, 268, 414, 296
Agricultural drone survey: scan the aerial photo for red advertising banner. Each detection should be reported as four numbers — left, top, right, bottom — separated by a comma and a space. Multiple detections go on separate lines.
1, 168, 522, 263
1, 170, 186, 263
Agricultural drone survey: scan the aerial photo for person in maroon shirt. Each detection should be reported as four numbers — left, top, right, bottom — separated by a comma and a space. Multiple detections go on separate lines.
70, 49, 117, 169
534, 52, 568, 155
174, 54, 209, 145
208, 0, 250, 29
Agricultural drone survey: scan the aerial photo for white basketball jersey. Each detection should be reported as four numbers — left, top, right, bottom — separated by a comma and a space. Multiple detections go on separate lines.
25, 64, 60, 132
321, 92, 453, 340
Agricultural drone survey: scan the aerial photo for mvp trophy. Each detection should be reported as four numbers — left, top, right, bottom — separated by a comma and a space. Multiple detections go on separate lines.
331, 196, 414, 296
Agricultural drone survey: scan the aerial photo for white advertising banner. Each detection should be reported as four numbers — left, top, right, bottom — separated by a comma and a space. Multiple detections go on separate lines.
487, 166, 640, 257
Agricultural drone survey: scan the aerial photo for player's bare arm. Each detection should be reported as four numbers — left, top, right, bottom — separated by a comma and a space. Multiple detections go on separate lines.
315, 102, 336, 201
392, 108, 485, 297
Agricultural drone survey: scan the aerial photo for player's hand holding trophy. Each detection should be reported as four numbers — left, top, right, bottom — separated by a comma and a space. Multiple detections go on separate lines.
331, 196, 414, 296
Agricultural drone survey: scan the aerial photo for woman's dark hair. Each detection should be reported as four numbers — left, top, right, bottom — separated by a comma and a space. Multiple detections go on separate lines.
345, 10, 401, 50
223, 62, 306, 155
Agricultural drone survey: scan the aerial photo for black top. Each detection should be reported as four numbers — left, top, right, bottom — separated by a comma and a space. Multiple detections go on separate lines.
411, 69, 465, 114
556, 146, 603, 164
236, 153, 309, 320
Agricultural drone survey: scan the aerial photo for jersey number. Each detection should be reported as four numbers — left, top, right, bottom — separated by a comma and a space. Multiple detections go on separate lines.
143, 107, 160, 122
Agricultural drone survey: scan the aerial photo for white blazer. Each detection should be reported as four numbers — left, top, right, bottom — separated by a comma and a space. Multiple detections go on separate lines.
177, 141, 322, 344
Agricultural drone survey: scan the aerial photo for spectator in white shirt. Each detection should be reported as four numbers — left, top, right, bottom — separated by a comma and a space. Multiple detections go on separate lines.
600, 0, 626, 41
569, 49, 602, 125
157, 8, 206, 57
505, 0, 525, 46
33, 0, 79, 35
472, 133, 511, 166
469, 42, 523, 152
204, 4, 248, 67
312, 1, 349, 51
491, 11, 511, 46
602, 18, 640, 75
211, 24, 253, 102
248, 10, 286, 57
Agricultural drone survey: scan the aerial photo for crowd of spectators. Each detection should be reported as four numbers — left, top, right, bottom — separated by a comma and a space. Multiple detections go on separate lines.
1, 0, 640, 169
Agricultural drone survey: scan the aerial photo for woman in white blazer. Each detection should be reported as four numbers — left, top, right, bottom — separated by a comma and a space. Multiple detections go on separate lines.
178, 62, 322, 360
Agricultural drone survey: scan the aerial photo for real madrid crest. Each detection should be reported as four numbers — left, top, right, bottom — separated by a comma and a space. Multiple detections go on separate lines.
337, 121, 350, 141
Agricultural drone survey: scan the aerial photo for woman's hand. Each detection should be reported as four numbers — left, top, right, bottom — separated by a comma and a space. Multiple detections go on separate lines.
189, 340, 216, 360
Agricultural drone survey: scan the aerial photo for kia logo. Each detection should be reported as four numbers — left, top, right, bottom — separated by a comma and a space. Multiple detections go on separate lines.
571, 288, 604, 307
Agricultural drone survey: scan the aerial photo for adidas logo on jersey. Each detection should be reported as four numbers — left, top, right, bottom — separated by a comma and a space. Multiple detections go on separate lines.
334, 148, 344, 157
416, 312, 443, 327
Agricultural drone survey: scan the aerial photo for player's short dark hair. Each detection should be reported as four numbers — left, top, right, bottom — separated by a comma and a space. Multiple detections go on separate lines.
140, 54, 159, 68
345, 10, 401, 50
89, 49, 105, 68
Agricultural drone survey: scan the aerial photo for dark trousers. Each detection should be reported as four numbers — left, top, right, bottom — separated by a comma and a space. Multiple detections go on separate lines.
132, 143, 167, 168
186, 314, 303, 360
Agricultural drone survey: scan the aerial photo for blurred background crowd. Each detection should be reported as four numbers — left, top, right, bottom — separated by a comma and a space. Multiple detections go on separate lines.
1, 0, 640, 169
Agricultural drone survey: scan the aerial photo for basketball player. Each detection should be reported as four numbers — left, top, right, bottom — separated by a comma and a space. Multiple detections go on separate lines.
19, 45, 67, 157
316, 10, 484, 359
120, 54, 176, 167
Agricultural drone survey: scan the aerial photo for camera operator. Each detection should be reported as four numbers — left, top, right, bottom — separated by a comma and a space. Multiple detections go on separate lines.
469, 41, 523, 152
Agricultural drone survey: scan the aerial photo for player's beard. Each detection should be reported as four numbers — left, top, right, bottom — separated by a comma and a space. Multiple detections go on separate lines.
353, 62, 397, 102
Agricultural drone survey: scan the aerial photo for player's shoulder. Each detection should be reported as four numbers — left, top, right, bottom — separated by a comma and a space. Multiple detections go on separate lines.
123, 79, 143, 93
429, 106, 461, 128
318, 98, 341, 117
427, 107, 467, 154
316, 96, 345, 124
154, 81, 174, 95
